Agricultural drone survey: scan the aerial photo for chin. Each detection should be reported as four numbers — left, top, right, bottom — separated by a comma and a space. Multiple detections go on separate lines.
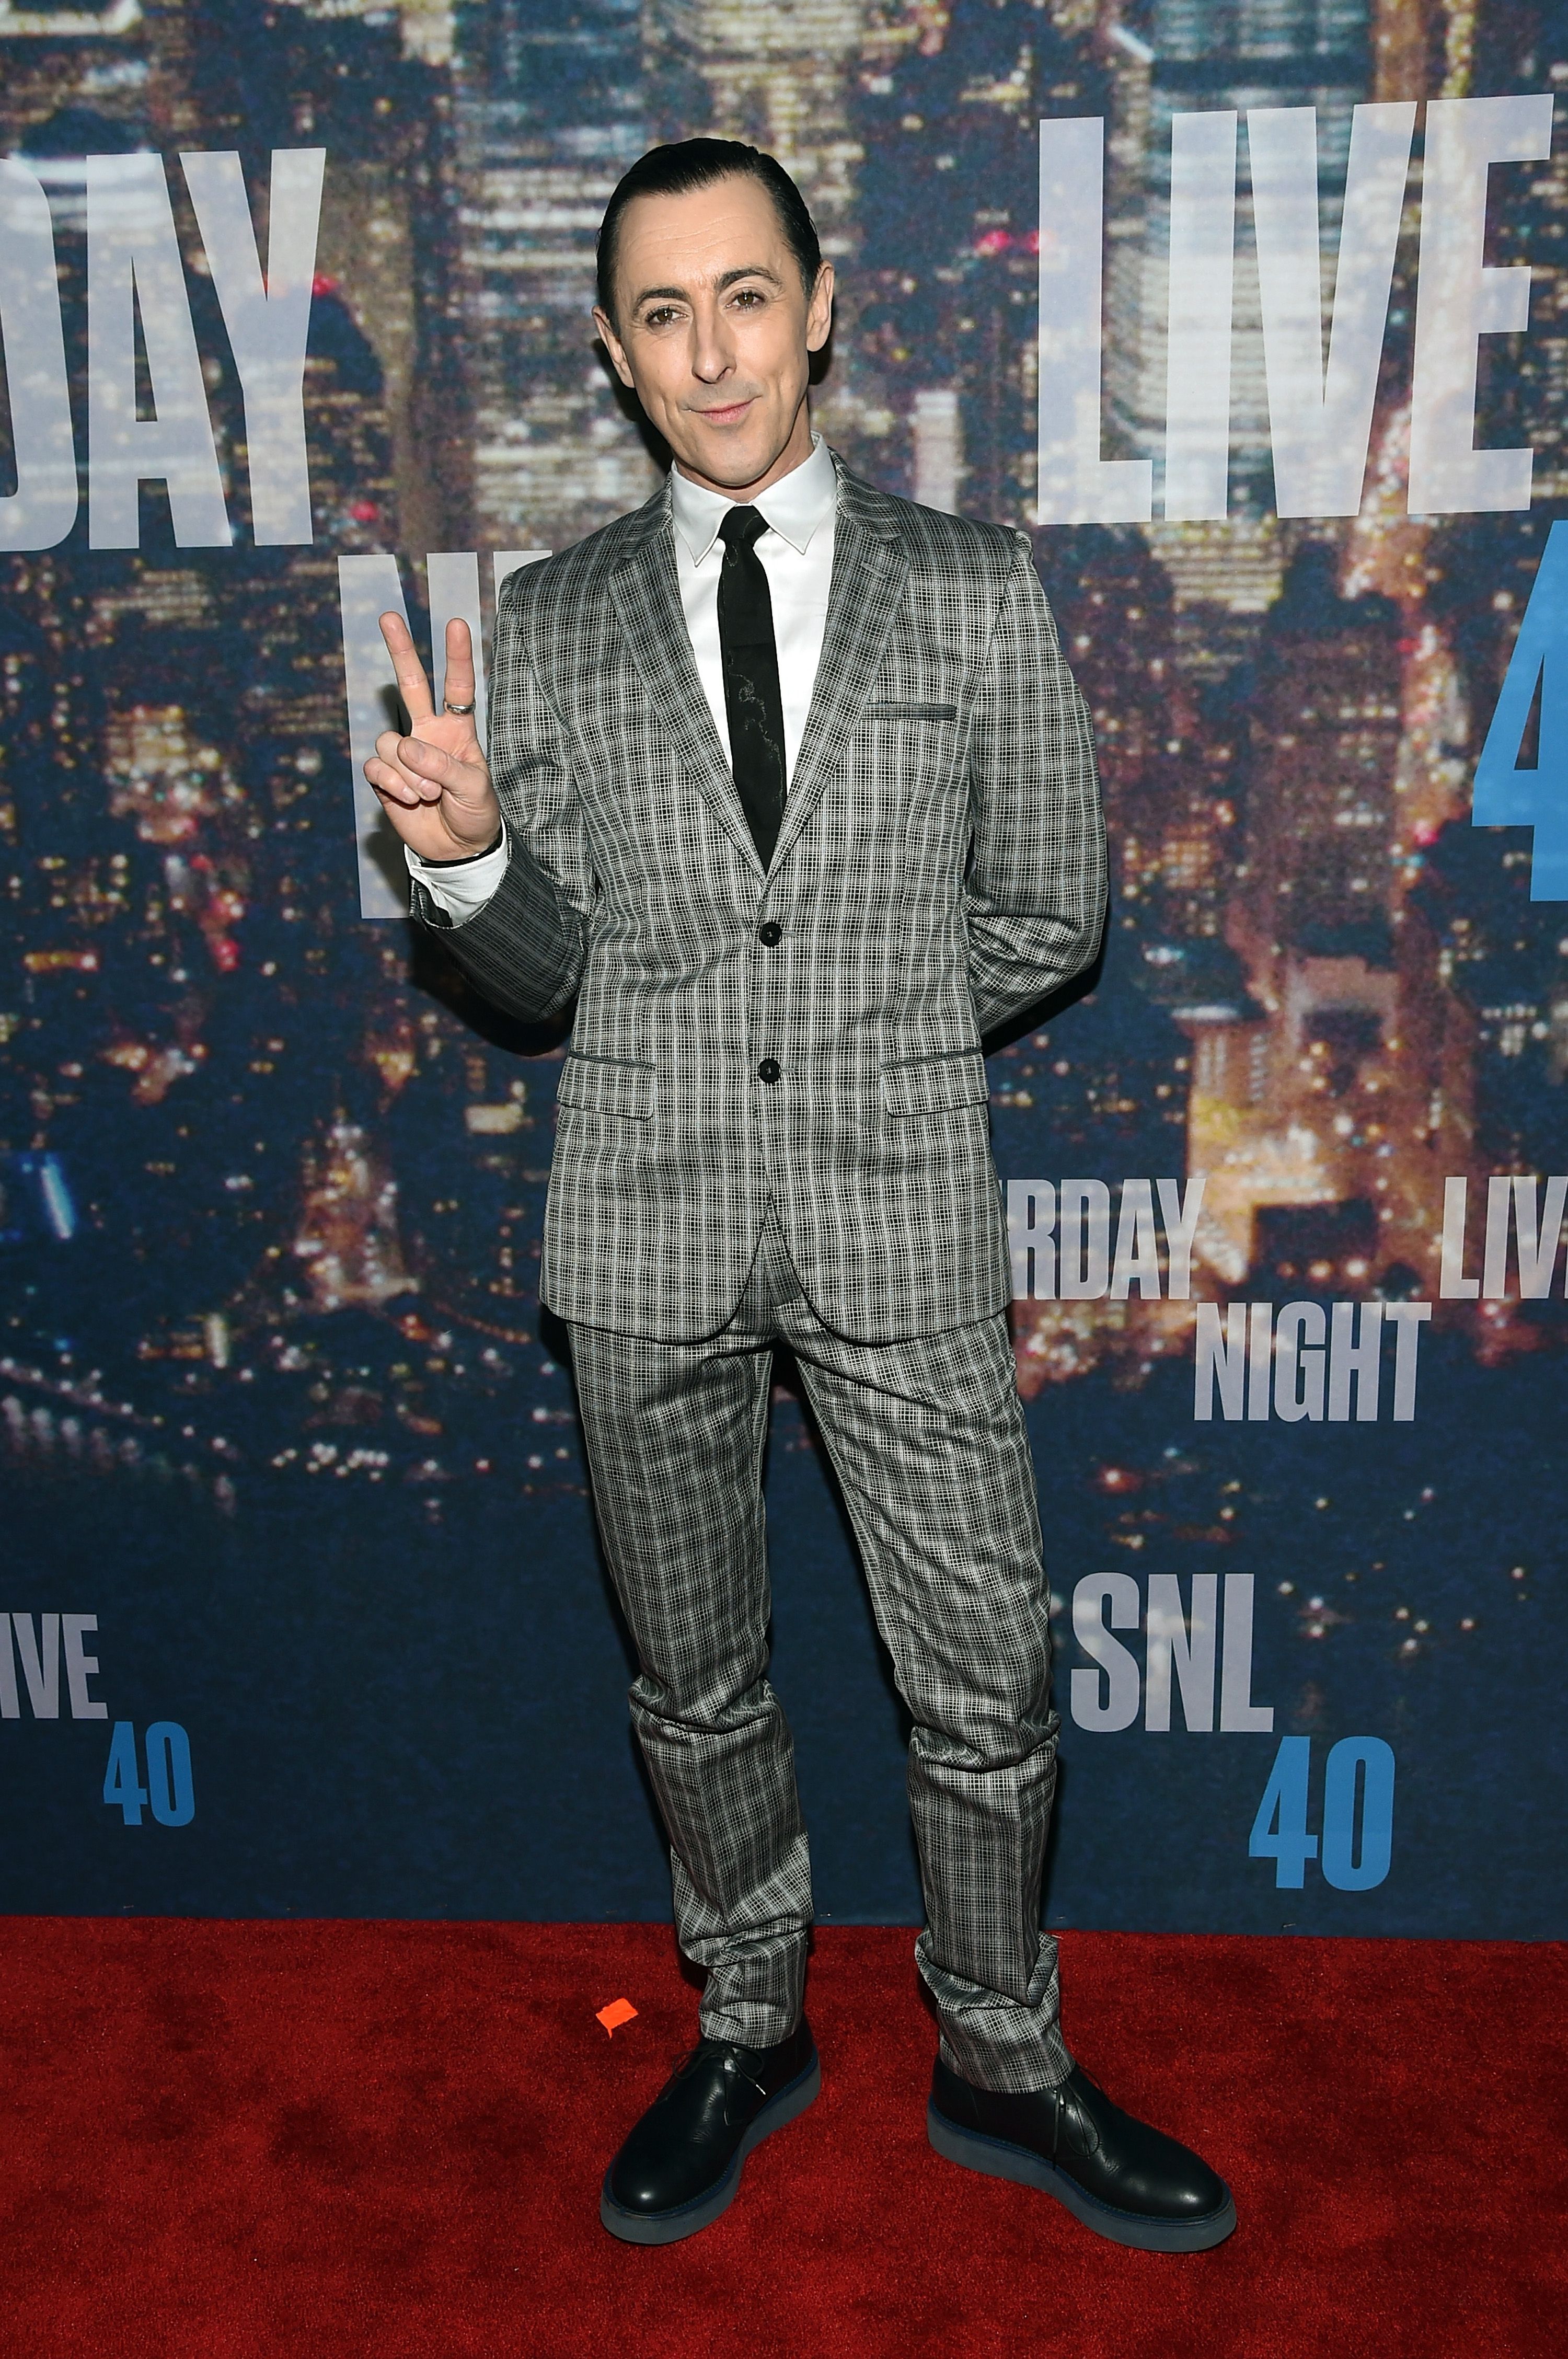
672, 418, 774, 481
709, 450, 783, 493
712, 457, 773, 491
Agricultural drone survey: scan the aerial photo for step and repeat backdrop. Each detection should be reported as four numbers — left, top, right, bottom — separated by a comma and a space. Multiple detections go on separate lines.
1, 1, 1564, 1938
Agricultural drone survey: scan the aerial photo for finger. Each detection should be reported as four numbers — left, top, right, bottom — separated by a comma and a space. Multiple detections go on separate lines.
395, 738, 494, 817
367, 741, 429, 807
394, 733, 465, 787
378, 610, 435, 724
369, 749, 444, 803
375, 725, 447, 781
365, 762, 415, 810
375, 723, 468, 785
442, 617, 477, 713
365, 756, 440, 808
374, 726, 444, 768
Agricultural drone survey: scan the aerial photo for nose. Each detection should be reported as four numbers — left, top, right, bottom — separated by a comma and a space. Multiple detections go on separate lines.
690, 296, 735, 385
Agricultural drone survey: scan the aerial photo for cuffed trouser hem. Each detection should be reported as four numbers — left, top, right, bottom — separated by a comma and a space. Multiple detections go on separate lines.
923, 1928, 1074, 2092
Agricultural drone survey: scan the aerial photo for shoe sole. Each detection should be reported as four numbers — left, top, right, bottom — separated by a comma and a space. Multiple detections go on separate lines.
599, 2050, 822, 2246
927, 2101, 1238, 2253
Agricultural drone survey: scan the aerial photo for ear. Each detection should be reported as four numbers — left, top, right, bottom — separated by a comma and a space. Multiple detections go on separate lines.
593, 305, 636, 389
805, 262, 835, 356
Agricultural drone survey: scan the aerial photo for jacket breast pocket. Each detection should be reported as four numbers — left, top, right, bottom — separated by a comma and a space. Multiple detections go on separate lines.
880, 1048, 988, 1119
556, 1052, 655, 1120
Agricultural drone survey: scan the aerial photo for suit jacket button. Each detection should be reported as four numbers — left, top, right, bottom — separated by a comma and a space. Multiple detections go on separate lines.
757, 920, 782, 947
757, 1057, 781, 1085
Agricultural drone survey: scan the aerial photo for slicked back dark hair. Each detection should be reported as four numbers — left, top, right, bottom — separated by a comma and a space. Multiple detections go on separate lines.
596, 139, 823, 325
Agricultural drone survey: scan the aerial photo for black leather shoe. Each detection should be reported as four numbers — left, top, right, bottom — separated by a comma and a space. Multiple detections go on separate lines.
601, 2019, 820, 2245
928, 2056, 1237, 2251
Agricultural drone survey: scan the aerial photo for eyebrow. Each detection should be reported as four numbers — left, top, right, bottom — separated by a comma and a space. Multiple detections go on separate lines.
630, 263, 786, 310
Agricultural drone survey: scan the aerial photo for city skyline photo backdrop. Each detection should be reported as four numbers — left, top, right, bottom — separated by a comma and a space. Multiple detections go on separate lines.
1, 0, 1564, 1938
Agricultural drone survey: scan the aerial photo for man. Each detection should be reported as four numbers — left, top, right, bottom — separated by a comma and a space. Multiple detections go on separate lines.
366, 139, 1234, 2254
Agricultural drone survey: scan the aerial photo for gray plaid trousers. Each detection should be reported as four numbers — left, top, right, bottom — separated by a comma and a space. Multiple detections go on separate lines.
569, 1209, 1073, 2094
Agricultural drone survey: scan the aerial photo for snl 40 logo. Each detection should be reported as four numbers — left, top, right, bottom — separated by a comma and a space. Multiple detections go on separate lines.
1066, 1577, 1396, 1895
0, 1613, 195, 1829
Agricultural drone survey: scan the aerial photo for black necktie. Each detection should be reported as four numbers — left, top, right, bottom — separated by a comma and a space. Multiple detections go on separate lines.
716, 505, 787, 868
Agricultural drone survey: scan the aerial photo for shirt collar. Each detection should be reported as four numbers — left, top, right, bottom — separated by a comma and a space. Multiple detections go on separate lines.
669, 432, 837, 565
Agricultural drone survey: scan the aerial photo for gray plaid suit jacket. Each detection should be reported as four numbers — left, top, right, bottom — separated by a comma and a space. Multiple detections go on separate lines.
411, 454, 1106, 1345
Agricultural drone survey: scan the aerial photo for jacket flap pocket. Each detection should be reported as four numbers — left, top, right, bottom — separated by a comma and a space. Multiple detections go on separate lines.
864, 701, 959, 720
556, 1053, 655, 1119
880, 1048, 988, 1118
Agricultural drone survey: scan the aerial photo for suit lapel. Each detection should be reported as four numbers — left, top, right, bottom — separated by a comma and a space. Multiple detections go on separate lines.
769, 462, 910, 873
607, 486, 764, 874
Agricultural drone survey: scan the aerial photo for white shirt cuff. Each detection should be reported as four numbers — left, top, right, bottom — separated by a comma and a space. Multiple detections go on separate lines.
405, 826, 510, 924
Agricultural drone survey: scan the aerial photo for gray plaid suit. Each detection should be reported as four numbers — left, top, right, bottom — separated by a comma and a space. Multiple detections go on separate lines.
412, 454, 1106, 2091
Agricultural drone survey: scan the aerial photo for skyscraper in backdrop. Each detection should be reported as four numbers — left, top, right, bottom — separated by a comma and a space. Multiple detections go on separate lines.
452, 0, 653, 553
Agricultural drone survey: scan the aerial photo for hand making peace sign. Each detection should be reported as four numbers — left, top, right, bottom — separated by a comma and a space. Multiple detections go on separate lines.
364, 613, 502, 866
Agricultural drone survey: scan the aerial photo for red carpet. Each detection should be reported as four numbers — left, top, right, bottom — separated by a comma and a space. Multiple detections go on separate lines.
1, 1919, 1562, 2357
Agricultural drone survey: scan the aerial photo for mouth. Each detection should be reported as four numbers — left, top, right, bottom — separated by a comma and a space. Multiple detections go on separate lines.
691, 397, 756, 426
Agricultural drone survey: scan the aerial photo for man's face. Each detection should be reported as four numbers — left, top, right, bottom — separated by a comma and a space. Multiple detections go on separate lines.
594, 174, 834, 499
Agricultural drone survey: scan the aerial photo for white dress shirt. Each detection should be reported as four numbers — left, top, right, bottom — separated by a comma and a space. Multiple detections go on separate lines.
407, 432, 838, 922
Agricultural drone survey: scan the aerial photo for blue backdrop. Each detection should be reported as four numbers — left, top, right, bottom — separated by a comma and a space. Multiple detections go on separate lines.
1, 0, 1565, 1940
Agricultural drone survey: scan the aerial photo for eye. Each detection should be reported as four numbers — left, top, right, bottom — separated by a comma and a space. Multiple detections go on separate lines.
641, 305, 682, 330
730, 286, 767, 309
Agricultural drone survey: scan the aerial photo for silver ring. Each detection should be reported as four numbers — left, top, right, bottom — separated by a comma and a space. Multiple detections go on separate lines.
443, 699, 475, 715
